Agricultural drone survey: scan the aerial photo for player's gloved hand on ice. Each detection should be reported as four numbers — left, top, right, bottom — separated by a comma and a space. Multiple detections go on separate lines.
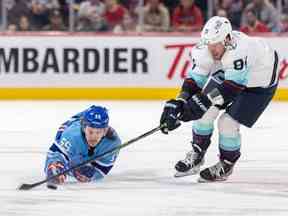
160, 99, 183, 134
47, 162, 66, 184
73, 165, 96, 182
180, 92, 212, 121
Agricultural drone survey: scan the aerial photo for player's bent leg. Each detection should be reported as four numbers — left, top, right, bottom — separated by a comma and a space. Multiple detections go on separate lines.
199, 113, 241, 182
175, 107, 219, 177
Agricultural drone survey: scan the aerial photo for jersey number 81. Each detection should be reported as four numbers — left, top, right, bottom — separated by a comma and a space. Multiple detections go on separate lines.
233, 57, 247, 70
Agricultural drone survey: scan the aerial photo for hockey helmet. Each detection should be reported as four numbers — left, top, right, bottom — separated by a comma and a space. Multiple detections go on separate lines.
201, 16, 232, 45
82, 105, 109, 128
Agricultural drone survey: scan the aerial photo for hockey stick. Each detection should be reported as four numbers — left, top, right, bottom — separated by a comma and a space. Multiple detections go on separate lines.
18, 124, 164, 191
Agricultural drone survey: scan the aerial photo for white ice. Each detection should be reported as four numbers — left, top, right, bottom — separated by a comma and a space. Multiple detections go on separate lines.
0, 100, 288, 216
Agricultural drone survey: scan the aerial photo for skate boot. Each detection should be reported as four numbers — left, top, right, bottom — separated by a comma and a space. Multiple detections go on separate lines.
174, 144, 205, 177
198, 159, 234, 182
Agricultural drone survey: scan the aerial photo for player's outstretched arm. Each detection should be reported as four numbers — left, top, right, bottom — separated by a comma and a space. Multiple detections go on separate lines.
159, 78, 203, 134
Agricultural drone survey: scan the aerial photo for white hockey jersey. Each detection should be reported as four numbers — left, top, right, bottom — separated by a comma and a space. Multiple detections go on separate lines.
188, 31, 279, 88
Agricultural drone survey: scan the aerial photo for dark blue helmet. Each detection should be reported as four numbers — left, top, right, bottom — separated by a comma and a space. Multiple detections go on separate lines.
82, 105, 109, 128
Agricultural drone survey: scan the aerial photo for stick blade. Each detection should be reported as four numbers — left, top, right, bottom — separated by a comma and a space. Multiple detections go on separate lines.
18, 183, 34, 191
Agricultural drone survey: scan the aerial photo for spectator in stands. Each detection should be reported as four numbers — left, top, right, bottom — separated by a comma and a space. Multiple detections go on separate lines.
282, 0, 288, 30
7, 24, 17, 32
78, 0, 105, 18
76, 17, 109, 31
31, 0, 60, 9
172, 0, 203, 32
74, 0, 87, 3
163, 0, 179, 16
104, 0, 127, 31
140, 0, 170, 32
280, 14, 288, 32
6, 0, 16, 10
118, 0, 139, 24
193, 0, 208, 21
43, 9, 67, 30
7, 0, 31, 27
243, 0, 280, 32
216, 8, 228, 18
0, 2, 2, 26
76, 0, 107, 31
18, 15, 33, 31
215, 0, 243, 29
284, 0, 288, 13
30, 0, 50, 30
119, 0, 139, 13
163, 0, 207, 21
240, 9, 270, 34
57, 0, 69, 25
113, 12, 137, 33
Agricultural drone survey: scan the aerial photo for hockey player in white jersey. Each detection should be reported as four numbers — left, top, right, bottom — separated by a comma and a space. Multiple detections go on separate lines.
160, 16, 279, 182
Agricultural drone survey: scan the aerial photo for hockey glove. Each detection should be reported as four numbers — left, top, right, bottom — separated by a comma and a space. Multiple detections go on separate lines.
46, 162, 66, 184
73, 165, 96, 183
160, 99, 183, 134
180, 92, 212, 121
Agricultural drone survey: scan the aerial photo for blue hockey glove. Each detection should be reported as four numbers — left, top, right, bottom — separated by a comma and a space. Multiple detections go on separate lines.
180, 93, 212, 121
46, 162, 66, 184
73, 165, 96, 182
160, 99, 183, 134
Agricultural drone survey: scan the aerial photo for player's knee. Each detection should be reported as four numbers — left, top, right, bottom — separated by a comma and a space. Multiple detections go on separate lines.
192, 106, 220, 135
199, 106, 220, 122
218, 113, 240, 136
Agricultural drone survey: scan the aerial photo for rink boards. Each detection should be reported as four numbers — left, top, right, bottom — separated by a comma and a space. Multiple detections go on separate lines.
0, 33, 287, 100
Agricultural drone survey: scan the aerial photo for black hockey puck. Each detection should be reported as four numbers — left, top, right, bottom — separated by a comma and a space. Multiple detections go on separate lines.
47, 183, 58, 190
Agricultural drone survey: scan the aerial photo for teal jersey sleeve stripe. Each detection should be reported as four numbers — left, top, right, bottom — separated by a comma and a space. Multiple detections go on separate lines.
187, 69, 208, 88
225, 68, 249, 86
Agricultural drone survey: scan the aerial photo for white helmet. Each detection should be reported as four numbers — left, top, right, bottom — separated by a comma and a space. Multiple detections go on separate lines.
201, 16, 232, 45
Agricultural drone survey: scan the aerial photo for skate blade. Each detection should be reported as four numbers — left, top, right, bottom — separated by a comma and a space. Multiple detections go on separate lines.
174, 169, 199, 178
197, 176, 228, 183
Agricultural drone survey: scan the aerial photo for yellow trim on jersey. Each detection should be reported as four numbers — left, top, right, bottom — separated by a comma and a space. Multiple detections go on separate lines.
0, 87, 287, 100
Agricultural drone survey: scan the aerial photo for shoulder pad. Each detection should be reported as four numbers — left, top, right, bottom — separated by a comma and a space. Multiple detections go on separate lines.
189, 46, 214, 73
105, 127, 117, 140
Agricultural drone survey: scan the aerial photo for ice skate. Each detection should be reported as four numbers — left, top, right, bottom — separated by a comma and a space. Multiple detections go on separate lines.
198, 159, 234, 182
174, 148, 205, 178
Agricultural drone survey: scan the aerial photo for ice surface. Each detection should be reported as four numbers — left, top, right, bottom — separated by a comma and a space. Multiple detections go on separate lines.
0, 101, 288, 216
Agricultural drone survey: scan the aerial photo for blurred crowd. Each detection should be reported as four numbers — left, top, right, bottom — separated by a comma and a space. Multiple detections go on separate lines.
0, 0, 288, 33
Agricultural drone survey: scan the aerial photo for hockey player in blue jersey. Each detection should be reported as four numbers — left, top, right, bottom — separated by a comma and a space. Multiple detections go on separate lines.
44, 105, 121, 185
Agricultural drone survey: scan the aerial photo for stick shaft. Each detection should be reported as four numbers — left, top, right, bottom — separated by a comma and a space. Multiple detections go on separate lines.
19, 124, 163, 190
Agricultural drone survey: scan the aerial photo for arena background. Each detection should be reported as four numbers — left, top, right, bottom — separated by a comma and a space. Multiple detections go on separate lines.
0, 0, 287, 100
0, 33, 288, 100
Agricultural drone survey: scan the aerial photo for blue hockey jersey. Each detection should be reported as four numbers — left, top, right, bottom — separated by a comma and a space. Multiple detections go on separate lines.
44, 110, 121, 181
